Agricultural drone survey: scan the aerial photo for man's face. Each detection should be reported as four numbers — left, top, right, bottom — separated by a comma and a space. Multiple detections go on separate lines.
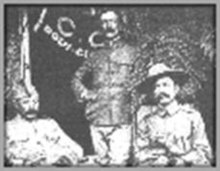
16, 96, 39, 119
100, 11, 119, 38
153, 76, 180, 106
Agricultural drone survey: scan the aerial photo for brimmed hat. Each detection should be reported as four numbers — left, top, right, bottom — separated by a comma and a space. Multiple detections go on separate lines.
141, 63, 189, 88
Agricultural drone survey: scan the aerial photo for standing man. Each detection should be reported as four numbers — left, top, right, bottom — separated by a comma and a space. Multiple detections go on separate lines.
135, 63, 213, 166
71, 10, 139, 165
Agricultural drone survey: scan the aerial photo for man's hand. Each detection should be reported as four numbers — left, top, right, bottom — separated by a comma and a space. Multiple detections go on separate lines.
81, 89, 97, 101
137, 148, 166, 164
136, 105, 151, 125
167, 156, 185, 166
53, 156, 74, 166
151, 155, 169, 166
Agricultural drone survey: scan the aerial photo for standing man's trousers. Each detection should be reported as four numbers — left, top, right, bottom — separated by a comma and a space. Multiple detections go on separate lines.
90, 124, 132, 165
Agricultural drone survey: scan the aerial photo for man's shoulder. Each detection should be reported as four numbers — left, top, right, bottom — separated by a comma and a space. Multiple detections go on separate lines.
6, 118, 25, 130
36, 117, 59, 127
121, 41, 136, 48
6, 117, 58, 129
5, 118, 30, 139
179, 104, 200, 115
137, 105, 157, 121
178, 104, 207, 126
88, 48, 107, 61
120, 41, 138, 53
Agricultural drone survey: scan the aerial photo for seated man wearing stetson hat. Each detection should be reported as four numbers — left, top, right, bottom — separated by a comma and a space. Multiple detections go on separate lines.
134, 63, 212, 166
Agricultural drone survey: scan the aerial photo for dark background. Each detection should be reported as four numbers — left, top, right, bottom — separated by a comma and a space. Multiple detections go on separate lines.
5, 5, 216, 157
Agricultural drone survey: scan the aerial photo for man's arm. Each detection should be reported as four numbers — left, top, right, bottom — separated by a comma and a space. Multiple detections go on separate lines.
135, 106, 151, 150
134, 106, 168, 164
5, 123, 25, 166
180, 111, 213, 165
71, 55, 96, 103
43, 119, 84, 165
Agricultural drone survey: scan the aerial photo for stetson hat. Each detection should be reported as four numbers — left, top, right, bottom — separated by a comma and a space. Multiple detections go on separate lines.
144, 63, 189, 87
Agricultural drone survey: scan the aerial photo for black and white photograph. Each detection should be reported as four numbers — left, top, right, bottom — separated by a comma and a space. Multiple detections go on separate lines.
3, 4, 216, 167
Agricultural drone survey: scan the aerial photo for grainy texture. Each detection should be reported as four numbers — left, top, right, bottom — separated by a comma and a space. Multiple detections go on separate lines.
4, 5, 215, 166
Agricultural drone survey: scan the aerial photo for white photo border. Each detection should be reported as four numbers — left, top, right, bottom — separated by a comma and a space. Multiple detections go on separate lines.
0, 0, 219, 170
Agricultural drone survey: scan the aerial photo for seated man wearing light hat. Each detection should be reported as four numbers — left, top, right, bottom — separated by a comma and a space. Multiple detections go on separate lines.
134, 63, 213, 166
5, 85, 83, 166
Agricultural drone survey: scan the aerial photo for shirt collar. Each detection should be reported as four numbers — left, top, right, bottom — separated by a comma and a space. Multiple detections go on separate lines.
105, 35, 122, 48
14, 113, 37, 123
156, 100, 181, 117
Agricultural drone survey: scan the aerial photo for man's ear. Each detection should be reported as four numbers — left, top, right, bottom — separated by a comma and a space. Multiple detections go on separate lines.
174, 84, 180, 94
13, 99, 24, 113
12, 100, 19, 109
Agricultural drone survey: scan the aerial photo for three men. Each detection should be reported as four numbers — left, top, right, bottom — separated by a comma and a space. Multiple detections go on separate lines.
5, 85, 83, 166
71, 10, 139, 165
5, 8, 214, 167
135, 63, 212, 166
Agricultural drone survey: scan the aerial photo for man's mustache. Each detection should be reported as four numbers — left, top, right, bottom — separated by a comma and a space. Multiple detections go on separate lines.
25, 109, 38, 115
155, 92, 170, 100
104, 28, 115, 33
